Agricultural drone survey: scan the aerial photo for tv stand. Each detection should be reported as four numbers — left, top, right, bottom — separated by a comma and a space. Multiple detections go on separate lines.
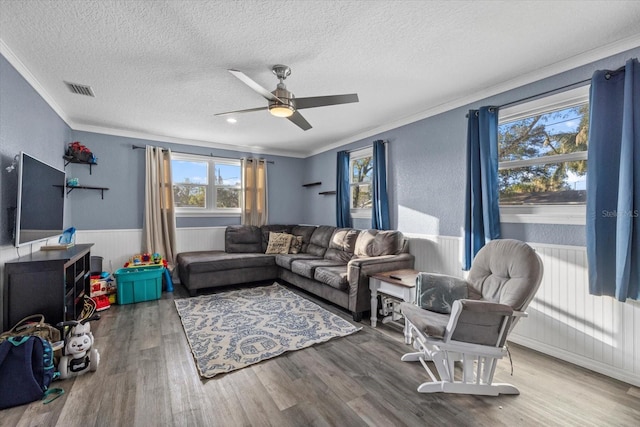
3, 244, 93, 331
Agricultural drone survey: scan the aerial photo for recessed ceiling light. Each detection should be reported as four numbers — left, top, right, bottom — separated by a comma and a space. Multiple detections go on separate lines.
226, 118, 237, 124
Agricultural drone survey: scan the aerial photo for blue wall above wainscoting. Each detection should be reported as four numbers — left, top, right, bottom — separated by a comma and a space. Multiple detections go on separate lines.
300, 47, 640, 246
3, 46, 640, 248
67, 130, 307, 230
0, 55, 72, 247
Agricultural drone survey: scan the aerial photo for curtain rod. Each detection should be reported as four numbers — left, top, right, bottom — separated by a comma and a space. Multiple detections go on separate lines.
465, 77, 592, 118
346, 140, 387, 153
131, 145, 274, 164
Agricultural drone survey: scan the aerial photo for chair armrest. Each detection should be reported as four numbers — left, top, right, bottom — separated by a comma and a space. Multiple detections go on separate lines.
444, 299, 514, 346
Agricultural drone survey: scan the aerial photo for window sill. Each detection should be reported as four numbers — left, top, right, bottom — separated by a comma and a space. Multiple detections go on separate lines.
351, 211, 371, 219
500, 205, 585, 225
176, 211, 241, 218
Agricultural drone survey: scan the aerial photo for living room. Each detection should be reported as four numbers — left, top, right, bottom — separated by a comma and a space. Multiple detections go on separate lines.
1, 1, 640, 425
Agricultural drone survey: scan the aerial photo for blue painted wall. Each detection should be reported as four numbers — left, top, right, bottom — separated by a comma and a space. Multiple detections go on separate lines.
3, 46, 640, 247
0, 55, 72, 246
67, 130, 306, 229
302, 47, 640, 246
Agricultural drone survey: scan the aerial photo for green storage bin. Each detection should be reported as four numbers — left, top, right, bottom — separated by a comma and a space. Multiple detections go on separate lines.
114, 265, 163, 304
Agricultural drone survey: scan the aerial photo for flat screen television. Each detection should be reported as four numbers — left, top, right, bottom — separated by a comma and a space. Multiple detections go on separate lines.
14, 152, 66, 247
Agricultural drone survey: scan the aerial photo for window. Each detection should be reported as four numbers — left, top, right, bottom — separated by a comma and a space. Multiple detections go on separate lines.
171, 153, 241, 216
498, 86, 589, 225
350, 147, 373, 218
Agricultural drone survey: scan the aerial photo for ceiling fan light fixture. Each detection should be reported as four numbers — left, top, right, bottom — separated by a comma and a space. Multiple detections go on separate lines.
269, 104, 295, 118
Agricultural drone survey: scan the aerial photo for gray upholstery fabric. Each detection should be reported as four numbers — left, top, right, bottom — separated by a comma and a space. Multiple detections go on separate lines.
417, 272, 468, 314
177, 224, 416, 318
291, 225, 316, 252
467, 239, 544, 311
314, 265, 349, 291
290, 258, 346, 279
275, 253, 321, 269
402, 239, 542, 347
354, 229, 405, 257
449, 300, 514, 346
306, 225, 335, 257
400, 302, 450, 339
324, 228, 360, 262
260, 225, 293, 252
177, 251, 275, 273
225, 225, 263, 253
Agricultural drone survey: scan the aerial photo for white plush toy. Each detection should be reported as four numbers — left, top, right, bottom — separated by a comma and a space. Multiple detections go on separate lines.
58, 320, 100, 379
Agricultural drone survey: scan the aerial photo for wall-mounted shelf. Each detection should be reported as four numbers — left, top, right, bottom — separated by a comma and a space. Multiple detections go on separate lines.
55, 185, 109, 199
302, 182, 322, 187
319, 191, 336, 195
63, 155, 97, 175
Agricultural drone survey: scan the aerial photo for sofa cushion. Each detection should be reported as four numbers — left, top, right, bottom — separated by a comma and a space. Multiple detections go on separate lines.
290, 258, 347, 279
225, 225, 263, 253
260, 225, 293, 252
324, 228, 360, 263
354, 229, 405, 257
265, 232, 293, 254
291, 225, 316, 252
275, 253, 322, 269
314, 265, 349, 291
177, 251, 276, 273
305, 225, 336, 257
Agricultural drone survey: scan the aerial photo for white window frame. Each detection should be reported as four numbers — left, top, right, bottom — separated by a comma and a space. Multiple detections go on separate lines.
171, 153, 242, 217
498, 85, 589, 225
350, 147, 373, 219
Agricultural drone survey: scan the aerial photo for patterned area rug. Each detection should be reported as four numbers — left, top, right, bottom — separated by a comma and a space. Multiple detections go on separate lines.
175, 283, 361, 378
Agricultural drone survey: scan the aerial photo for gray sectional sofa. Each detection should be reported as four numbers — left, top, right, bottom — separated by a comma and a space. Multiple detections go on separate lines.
176, 224, 415, 321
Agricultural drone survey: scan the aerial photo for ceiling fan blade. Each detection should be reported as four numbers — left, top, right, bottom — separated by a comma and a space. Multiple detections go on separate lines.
228, 69, 283, 103
287, 111, 312, 131
215, 106, 267, 117
295, 94, 359, 109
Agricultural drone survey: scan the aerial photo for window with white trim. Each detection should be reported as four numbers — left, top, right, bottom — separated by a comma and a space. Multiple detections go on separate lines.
171, 153, 241, 216
350, 147, 373, 218
498, 85, 589, 225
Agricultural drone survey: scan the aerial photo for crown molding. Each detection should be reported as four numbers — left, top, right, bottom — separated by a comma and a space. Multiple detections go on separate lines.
306, 34, 640, 157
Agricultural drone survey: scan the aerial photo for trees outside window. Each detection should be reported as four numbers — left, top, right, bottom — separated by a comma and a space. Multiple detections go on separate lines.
350, 148, 373, 214
171, 154, 241, 215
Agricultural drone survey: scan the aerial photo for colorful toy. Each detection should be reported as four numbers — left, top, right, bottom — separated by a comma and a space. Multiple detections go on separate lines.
57, 315, 100, 379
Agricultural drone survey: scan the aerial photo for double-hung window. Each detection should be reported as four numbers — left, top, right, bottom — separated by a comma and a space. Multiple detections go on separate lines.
171, 153, 241, 216
498, 85, 589, 225
349, 147, 373, 218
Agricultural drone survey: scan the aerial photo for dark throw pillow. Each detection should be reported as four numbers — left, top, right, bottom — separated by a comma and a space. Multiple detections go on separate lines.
417, 273, 469, 314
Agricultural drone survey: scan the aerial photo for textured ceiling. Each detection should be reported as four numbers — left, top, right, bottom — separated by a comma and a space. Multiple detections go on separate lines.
1, 1, 640, 157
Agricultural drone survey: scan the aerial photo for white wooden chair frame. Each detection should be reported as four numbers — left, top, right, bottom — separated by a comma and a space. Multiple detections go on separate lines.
401, 300, 527, 396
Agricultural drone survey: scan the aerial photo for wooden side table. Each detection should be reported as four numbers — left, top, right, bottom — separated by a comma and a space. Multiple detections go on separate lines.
369, 269, 418, 343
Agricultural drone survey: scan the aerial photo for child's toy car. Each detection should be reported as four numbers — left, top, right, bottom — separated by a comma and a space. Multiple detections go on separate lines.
57, 315, 100, 379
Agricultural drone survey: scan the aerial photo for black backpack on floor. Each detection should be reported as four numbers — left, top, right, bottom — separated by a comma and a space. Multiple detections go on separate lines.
0, 336, 63, 409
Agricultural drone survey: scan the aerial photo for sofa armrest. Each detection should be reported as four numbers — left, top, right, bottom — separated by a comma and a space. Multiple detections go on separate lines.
346, 253, 415, 313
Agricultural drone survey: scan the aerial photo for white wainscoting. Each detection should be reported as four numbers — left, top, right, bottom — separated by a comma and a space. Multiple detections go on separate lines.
407, 233, 640, 387
2, 229, 638, 386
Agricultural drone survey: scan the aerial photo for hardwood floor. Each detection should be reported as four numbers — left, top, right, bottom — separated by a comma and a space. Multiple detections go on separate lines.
2, 281, 639, 427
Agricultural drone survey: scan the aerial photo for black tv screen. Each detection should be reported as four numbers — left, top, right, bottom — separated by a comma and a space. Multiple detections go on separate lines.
14, 152, 66, 247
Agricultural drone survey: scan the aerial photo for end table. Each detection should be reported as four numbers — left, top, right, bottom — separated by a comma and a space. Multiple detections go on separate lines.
369, 269, 419, 344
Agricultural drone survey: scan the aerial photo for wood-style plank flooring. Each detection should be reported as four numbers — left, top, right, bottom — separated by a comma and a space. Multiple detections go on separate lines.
2, 281, 639, 427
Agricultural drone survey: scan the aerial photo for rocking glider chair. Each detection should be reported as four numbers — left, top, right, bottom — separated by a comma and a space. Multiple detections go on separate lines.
400, 239, 543, 396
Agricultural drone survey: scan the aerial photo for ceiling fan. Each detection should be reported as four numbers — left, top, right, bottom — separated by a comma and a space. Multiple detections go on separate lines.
215, 64, 359, 131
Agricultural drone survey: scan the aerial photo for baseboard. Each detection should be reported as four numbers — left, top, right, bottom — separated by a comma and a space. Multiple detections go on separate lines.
509, 334, 640, 388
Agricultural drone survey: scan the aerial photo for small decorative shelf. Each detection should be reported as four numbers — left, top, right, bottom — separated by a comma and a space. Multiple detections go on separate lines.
63, 155, 98, 175
302, 182, 322, 187
55, 185, 109, 199
319, 191, 336, 195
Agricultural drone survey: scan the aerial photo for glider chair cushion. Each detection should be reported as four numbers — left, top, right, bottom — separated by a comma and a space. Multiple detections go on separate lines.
400, 239, 543, 396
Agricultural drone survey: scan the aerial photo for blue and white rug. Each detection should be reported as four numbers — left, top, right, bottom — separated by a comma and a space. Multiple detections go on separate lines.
175, 283, 361, 378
